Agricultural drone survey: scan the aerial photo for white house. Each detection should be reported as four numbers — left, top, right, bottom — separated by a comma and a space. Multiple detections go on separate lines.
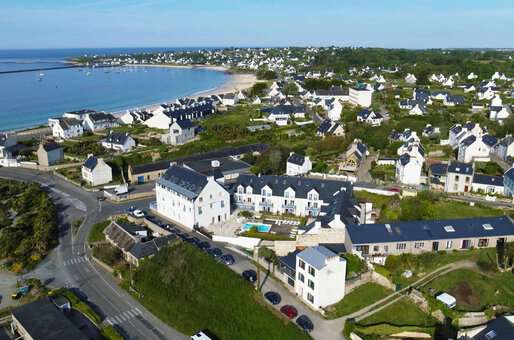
357, 109, 383, 126
396, 142, 425, 186
0, 134, 16, 159
495, 135, 514, 161
48, 117, 84, 140
409, 103, 427, 115
327, 99, 343, 121
404, 73, 417, 84
448, 122, 484, 149
294, 246, 346, 311
349, 86, 373, 107
155, 164, 230, 230
101, 131, 136, 152
83, 112, 119, 132
82, 155, 112, 186
489, 96, 512, 123
477, 87, 496, 101
316, 120, 345, 138
221, 93, 238, 106
444, 161, 474, 193
63, 109, 96, 121
467, 72, 478, 80
472, 174, 504, 196
234, 175, 354, 218
457, 135, 492, 163
163, 119, 196, 145
286, 153, 312, 176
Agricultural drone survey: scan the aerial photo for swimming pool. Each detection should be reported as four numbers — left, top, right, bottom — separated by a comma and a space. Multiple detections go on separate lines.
242, 222, 272, 233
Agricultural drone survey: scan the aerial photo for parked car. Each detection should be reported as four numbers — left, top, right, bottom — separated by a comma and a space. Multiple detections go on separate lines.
220, 254, 235, 265
280, 305, 298, 319
296, 315, 314, 332
197, 241, 211, 251
132, 209, 145, 218
191, 237, 201, 245
207, 247, 222, 257
242, 270, 257, 283
264, 291, 281, 305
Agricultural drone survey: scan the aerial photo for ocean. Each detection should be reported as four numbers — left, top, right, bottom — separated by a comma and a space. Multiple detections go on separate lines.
0, 48, 230, 132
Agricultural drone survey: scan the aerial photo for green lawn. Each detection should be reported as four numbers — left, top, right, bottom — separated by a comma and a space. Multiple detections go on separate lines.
87, 220, 111, 243
129, 241, 310, 340
359, 298, 437, 328
325, 283, 392, 319
428, 200, 505, 220
384, 248, 496, 285
424, 268, 514, 312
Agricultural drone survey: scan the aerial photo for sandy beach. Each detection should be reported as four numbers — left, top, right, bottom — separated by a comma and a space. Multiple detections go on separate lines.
113, 64, 257, 116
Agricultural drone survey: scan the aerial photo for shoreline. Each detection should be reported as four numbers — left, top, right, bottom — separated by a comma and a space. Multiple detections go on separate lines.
4, 64, 258, 133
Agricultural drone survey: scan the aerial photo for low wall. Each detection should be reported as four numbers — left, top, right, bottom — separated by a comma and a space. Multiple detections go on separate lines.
345, 270, 395, 293
354, 186, 397, 196
212, 235, 261, 250
309, 172, 357, 183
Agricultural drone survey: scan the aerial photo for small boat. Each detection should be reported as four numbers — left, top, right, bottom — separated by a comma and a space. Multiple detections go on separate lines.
39, 73, 45, 77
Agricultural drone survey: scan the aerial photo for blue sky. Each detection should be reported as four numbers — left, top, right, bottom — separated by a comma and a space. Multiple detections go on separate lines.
1, 0, 513, 49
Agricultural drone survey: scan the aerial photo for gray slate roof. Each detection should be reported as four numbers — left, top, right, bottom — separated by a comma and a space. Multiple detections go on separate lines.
287, 153, 306, 166
447, 161, 473, 175
158, 165, 208, 199
297, 246, 337, 270
473, 174, 504, 186
347, 216, 514, 244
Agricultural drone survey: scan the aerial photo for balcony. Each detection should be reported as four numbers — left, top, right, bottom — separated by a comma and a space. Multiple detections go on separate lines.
282, 202, 296, 210
305, 206, 320, 216
259, 201, 273, 208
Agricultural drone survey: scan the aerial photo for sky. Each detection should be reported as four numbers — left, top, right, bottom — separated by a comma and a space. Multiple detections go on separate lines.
1, 0, 514, 49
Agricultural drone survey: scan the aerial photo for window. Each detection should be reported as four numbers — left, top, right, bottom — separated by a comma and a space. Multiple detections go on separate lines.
298, 259, 305, 270
308, 266, 316, 277
298, 272, 304, 283
221, 200, 225, 208
307, 293, 314, 303
199, 197, 203, 202
238, 187, 243, 194
465, 176, 470, 183
198, 207, 202, 215
308, 280, 315, 290
455, 175, 460, 181
446, 240, 453, 249
461, 239, 472, 249
478, 238, 489, 247
384, 245, 389, 253
414, 242, 424, 249
396, 243, 406, 250
373, 245, 379, 252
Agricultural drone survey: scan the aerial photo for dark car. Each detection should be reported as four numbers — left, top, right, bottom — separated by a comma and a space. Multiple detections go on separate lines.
191, 236, 201, 245
220, 254, 235, 265
242, 270, 257, 283
207, 247, 223, 257
197, 241, 211, 251
296, 315, 314, 332
264, 291, 281, 305
280, 305, 298, 319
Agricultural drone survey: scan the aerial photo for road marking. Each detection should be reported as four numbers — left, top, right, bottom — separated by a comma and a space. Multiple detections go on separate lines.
106, 308, 142, 325
64, 256, 87, 266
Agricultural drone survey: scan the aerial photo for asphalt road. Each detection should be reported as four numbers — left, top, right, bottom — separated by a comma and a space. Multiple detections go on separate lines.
0, 167, 344, 340
0, 167, 187, 340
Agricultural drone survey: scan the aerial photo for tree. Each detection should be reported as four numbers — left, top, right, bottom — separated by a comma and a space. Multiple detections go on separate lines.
282, 82, 298, 97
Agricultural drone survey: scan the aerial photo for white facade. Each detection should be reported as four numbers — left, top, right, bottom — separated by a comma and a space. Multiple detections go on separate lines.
144, 111, 172, 130
163, 121, 195, 145
155, 168, 230, 230
286, 155, 312, 176
101, 135, 136, 152
349, 87, 373, 107
327, 100, 343, 121
48, 118, 84, 140
294, 246, 346, 311
81, 158, 112, 186
458, 137, 491, 163
396, 155, 423, 185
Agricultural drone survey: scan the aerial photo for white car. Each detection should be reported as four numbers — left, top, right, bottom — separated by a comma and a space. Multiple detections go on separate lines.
133, 209, 145, 218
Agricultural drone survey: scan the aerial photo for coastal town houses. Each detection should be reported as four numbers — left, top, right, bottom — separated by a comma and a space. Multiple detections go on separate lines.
472, 174, 504, 196
495, 135, 514, 161
261, 104, 306, 126
162, 119, 196, 145
83, 112, 119, 131
294, 246, 347, 311
144, 100, 215, 130
404, 73, 417, 84
286, 153, 312, 176
396, 142, 425, 186
327, 99, 343, 121
316, 119, 345, 138
457, 134, 493, 163
233, 174, 354, 218
311, 85, 348, 101
0, 133, 16, 159
63, 109, 97, 121
356, 109, 383, 126
120, 109, 153, 125
504, 168, 514, 198
489, 95, 512, 123
101, 131, 136, 152
349, 85, 373, 107
81, 155, 112, 186
155, 164, 230, 230
444, 161, 474, 194
339, 139, 368, 173
48, 117, 84, 140
104, 220, 175, 266
346, 216, 514, 264
448, 122, 484, 149
36, 141, 63, 166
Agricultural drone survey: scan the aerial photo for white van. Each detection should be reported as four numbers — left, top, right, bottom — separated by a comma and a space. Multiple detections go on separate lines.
191, 331, 213, 340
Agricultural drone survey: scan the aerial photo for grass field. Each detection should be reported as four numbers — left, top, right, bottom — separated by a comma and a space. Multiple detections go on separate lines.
129, 241, 310, 340
359, 298, 437, 328
87, 220, 111, 243
424, 268, 514, 312
325, 283, 392, 319
384, 248, 496, 285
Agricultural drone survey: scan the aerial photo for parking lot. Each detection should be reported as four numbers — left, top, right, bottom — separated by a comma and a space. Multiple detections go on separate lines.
140, 210, 341, 339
